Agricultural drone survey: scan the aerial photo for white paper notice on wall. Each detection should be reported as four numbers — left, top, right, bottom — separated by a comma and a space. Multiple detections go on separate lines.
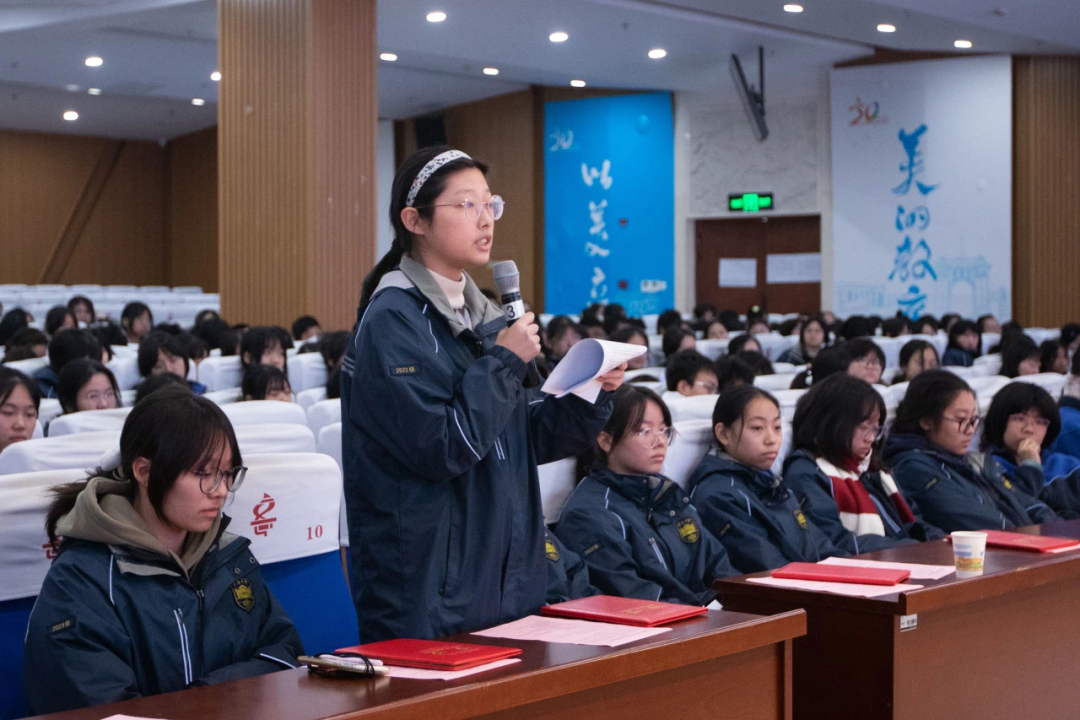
767, 253, 821, 284
718, 258, 757, 288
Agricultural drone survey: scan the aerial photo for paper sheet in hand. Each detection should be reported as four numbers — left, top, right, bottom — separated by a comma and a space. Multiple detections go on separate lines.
388, 658, 520, 680
472, 614, 670, 647
819, 557, 955, 580
747, 576, 924, 597
541, 339, 647, 403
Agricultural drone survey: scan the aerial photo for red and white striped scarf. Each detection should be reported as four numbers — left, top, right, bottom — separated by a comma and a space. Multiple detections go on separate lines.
815, 457, 914, 537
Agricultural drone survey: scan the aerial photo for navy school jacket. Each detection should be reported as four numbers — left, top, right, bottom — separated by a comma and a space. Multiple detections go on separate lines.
688, 452, 847, 573
555, 465, 738, 606
341, 275, 612, 642
783, 450, 941, 555
884, 433, 1059, 533
543, 529, 600, 604
23, 523, 302, 715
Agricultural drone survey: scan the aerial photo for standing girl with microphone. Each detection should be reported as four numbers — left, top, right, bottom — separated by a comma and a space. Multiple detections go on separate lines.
342, 146, 625, 642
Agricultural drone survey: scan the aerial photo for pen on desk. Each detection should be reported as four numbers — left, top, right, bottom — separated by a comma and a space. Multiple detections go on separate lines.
298, 655, 392, 676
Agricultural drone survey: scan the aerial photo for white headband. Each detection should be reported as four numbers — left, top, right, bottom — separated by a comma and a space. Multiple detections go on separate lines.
405, 150, 471, 207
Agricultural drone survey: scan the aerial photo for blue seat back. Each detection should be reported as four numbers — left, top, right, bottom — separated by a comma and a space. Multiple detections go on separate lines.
0, 597, 35, 720
262, 551, 358, 653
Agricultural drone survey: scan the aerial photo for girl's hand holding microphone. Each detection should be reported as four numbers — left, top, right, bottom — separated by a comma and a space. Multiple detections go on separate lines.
496, 312, 542, 363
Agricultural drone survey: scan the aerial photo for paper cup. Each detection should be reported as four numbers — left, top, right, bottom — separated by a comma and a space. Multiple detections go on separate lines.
952, 531, 988, 579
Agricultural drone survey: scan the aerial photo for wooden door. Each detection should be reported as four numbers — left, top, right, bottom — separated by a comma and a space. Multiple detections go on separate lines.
695, 215, 821, 315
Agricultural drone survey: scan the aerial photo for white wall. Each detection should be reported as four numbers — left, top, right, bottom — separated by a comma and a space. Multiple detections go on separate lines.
375, 119, 395, 261
673, 73, 833, 313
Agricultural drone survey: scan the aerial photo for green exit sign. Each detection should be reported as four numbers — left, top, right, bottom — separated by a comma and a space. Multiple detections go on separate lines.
728, 193, 774, 212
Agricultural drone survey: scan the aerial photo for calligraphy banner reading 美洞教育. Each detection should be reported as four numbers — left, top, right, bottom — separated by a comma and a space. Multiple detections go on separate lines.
830, 56, 1011, 320
544, 92, 674, 316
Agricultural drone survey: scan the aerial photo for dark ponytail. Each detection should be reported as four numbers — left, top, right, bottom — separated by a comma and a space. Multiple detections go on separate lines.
359, 145, 490, 315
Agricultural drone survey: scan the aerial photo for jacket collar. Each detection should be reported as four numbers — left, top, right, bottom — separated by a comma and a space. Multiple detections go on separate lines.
703, 450, 790, 503
397, 255, 504, 337
589, 464, 677, 510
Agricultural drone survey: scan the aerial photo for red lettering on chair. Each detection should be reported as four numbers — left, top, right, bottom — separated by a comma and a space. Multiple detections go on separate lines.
251, 493, 278, 537
42, 542, 58, 560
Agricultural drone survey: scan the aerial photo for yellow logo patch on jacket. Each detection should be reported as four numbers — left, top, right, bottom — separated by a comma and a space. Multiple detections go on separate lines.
545, 538, 560, 562
677, 517, 700, 544
231, 578, 255, 612
793, 508, 809, 530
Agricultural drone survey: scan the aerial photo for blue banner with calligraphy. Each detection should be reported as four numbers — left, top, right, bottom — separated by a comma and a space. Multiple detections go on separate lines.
544, 92, 674, 315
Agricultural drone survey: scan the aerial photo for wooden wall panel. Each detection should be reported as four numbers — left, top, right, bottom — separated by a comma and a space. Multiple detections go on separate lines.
168, 127, 219, 292
1014, 56, 1080, 327
443, 90, 537, 300
0, 129, 167, 286
219, 0, 376, 331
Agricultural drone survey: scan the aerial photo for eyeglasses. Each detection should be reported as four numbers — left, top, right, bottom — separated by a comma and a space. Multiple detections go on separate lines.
418, 195, 504, 221
856, 423, 885, 442
694, 381, 719, 394
941, 415, 981, 433
1008, 413, 1051, 429
634, 426, 676, 448
854, 356, 883, 369
193, 466, 247, 495
79, 389, 116, 404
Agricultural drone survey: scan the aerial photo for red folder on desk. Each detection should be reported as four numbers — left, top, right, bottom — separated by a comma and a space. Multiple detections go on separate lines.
970, 530, 1080, 553
541, 595, 708, 626
337, 639, 521, 670
771, 562, 911, 586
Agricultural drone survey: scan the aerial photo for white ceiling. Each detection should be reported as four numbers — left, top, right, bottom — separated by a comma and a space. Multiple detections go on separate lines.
0, 0, 1074, 141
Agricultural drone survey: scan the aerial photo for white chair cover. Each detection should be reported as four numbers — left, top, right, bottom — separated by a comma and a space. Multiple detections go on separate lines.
46, 407, 133, 436
0, 430, 119, 475
666, 394, 719, 424
307, 399, 342, 438
197, 355, 244, 392
226, 453, 342, 564
538, 457, 578, 525
943, 365, 978, 379
297, 387, 328, 412
755, 334, 799, 361
287, 353, 329, 393
771, 389, 807, 423
38, 399, 62, 428
107, 356, 141, 391
3, 357, 48, 376
315, 423, 348, 548
696, 339, 730, 361
754, 374, 797, 392
1009, 373, 1067, 399
221, 401, 307, 428
204, 388, 242, 406
0, 468, 86, 601
662, 419, 715, 491
234, 424, 316, 456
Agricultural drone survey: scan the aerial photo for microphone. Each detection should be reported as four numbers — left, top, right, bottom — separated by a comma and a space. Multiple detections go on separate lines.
492, 260, 541, 387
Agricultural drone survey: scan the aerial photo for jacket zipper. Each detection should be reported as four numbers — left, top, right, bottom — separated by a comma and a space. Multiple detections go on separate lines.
173, 608, 193, 686
648, 537, 668, 570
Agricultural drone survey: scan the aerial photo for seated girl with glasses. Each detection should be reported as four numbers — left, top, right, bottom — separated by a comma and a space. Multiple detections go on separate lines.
57, 358, 123, 414
842, 338, 886, 385
554, 385, 737, 605
688, 385, 846, 573
664, 349, 718, 399
241, 364, 293, 402
784, 374, 943, 554
24, 386, 303, 715
978, 382, 1080, 517
883, 370, 1060, 533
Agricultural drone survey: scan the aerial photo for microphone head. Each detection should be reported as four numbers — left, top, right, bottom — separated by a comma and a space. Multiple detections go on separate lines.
492, 260, 520, 295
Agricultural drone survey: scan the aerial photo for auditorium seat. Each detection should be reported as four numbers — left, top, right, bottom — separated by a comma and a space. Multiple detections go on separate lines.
229, 453, 358, 652
233, 423, 316, 455
696, 339, 729, 360
3, 356, 48, 377
772, 362, 799, 374
38, 398, 62, 428
0, 468, 84, 720
1010, 372, 1067, 398
315, 423, 349, 549
538, 457, 578, 524
755, 333, 799, 361
943, 365, 978, 379
196, 355, 244, 391
981, 333, 1001, 356
872, 337, 906, 369
297, 386, 328, 412
661, 419, 714, 490
0, 430, 119, 475
107, 355, 141, 391
287, 352, 329, 393
307, 399, 342, 438
754, 374, 797, 392
974, 354, 1003, 376
46, 407, 132, 436
221, 400, 308, 428
204, 387, 242, 405
666, 394, 719, 423
772, 389, 807, 423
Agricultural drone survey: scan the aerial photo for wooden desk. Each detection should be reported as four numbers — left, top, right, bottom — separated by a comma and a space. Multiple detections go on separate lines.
32, 609, 805, 720
717, 519, 1080, 720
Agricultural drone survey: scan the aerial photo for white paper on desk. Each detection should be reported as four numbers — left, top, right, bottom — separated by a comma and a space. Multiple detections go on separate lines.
101, 716, 169, 720
541, 339, 647, 403
747, 576, 924, 598
388, 658, 520, 681
472, 615, 670, 647
819, 557, 955, 580
1044, 544, 1080, 554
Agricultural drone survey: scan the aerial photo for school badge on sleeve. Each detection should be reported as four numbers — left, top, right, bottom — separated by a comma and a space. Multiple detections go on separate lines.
677, 517, 700, 544
793, 508, 809, 530
231, 578, 255, 612
545, 538, 560, 562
